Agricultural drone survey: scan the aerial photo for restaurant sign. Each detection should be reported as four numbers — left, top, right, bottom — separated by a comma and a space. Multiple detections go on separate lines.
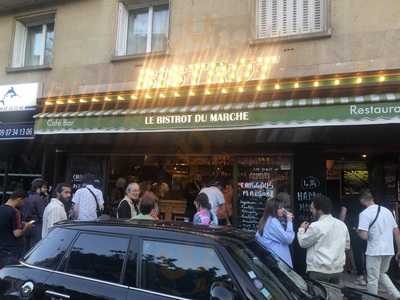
35, 101, 400, 134
137, 56, 280, 89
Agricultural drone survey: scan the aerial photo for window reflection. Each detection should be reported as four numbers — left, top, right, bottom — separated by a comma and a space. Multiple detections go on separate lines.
24, 228, 76, 270
141, 241, 232, 299
65, 234, 129, 284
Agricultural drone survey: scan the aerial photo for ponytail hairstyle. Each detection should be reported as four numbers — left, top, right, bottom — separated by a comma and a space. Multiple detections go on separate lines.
257, 197, 283, 236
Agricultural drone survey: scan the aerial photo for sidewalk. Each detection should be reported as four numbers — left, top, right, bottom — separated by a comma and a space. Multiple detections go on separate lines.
342, 273, 400, 299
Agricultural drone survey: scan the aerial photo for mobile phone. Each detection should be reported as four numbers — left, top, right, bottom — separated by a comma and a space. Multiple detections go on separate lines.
29, 220, 36, 224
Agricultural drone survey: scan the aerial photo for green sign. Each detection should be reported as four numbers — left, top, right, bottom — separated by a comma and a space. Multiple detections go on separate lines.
34, 101, 400, 134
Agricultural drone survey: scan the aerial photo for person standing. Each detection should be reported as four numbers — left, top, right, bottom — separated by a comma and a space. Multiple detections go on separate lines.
217, 181, 234, 225
340, 195, 367, 285
256, 197, 295, 267
132, 192, 158, 220
184, 174, 203, 222
297, 194, 350, 285
110, 177, 127, 217
357, 190, 400, 298
200, 180, 228, 225
193, 193, 213, 225
72, 173, 104, 221
117, 182, 140, 219
0, 190, 33, 267
21, 178, 48, 252
42, 183, 72, 238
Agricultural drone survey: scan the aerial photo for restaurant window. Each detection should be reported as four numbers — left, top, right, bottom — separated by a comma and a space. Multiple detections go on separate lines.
11, 14, 55, 68
116, 1, 169, 56
256, 0, 328, 40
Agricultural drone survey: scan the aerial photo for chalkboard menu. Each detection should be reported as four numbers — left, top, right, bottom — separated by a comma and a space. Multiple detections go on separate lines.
237, 156, 291, 232
66, 156, 105, 192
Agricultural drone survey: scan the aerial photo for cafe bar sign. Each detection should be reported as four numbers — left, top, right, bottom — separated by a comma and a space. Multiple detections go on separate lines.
0, 83, 38, 112
137, 56, 280, 90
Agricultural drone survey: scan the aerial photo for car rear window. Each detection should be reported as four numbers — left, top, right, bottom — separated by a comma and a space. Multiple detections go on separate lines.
24, 227, 76, 270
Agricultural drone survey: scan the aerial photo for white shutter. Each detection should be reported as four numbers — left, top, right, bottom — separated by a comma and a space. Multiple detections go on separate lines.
271, 0, 279, 37
257, 0, 268, 38
116, 2, 129, 56
12, 21, 27, 67
312, 0, 323, 32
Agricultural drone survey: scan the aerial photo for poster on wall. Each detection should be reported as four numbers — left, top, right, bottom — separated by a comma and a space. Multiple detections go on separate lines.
0, 83, 38, 112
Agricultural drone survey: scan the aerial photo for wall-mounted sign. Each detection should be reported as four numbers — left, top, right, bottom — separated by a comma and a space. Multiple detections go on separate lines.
0, 83, 38, 112
137, 56, 280, 89
0, 123, 34, 139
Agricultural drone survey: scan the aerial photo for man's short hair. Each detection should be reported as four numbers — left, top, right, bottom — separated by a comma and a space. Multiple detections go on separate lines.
139, 192, 157, 215
360, 189, 374, 202
31, 178, 47, 192
126, 182, 140, 194
311, 194, 332, 214
10, 189, 27, 200
82, 173, 95, 185
52, 183, 72, 197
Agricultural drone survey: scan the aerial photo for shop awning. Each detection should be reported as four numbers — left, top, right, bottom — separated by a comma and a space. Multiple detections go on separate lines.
34, 93, 400, 134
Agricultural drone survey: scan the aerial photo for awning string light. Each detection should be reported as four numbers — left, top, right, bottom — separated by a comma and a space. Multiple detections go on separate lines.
43, 73, 397, 105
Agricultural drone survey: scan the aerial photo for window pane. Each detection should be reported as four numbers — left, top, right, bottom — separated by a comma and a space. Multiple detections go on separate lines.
66, 233, 129, 284
24, 228, 76, 270
142, 241, 233, 299
25, 25, 43, 66
127, 8, 148, 55
151, 5, 169, 52
44, 23, 54, 65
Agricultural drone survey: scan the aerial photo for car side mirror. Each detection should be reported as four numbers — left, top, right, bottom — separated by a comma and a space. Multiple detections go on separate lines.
210, 281, 238, 300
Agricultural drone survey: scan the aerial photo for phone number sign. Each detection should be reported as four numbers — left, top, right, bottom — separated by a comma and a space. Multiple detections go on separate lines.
0, 123, 34, 139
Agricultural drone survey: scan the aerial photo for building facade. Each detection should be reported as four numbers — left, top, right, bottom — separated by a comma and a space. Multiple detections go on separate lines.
1, 0, 400, 256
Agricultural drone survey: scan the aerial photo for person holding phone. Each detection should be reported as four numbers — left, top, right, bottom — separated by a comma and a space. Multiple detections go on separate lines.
0, 190, 32, 267
256, 197, 295, 267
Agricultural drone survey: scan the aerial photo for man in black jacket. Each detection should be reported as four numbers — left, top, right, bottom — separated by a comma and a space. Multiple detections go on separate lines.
117, 182, 140, 219
21, 178, 48, 253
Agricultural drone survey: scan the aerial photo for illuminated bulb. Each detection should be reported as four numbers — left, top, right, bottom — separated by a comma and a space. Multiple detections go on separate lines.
130, 95, 138, 100
67, 99, 76, 104
334, 79, 341, 85
174, 92, 180, 97
257, 57, 264, 63
91, 98, 99, 103
313, 81, 320, 87
379, 76, 386, 82
56, 100, 64, 105
362, 154, 367, 158
274, 83, 280, 90
145, 94, 152, 99
221, 88, 228, 94
205, 89, 211, 95
294, 82, 300, 88
45, 101, 53, 105
104, 97, 112, 102
117, 96, 125, 101
240, 58, 246, 64
159, 93, 166, 99
79, 98, 87, 103
256, 85, 263, 91
189, 91, 196, 96
238, 87, 244, 93
356, 77, 363, 84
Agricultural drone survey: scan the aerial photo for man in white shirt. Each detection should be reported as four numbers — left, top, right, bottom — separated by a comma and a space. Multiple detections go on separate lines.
357, 190, 400, 298
298, 194, 350, 285
42, 183, 72, 238
200, 182, 226, 225
72, 174, 104, 221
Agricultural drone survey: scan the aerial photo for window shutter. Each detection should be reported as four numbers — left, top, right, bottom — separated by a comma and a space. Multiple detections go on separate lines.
257, 0, 269, 38
12, 21, 27, 67
116, 2, 129, 56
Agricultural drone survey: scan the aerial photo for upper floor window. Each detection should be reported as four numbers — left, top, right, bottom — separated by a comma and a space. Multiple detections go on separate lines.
11, 14, 55, 68
256, 0, 328, 40
116, 1, 169, 56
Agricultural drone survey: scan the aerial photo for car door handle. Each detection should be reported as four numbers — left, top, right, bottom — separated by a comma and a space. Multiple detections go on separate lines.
45, 290, 71, 299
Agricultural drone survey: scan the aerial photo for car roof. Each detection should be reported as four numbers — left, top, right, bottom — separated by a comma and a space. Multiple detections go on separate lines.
55, 219, 254, 244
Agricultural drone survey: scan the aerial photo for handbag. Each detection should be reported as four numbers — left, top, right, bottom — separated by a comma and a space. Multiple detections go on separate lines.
86, 187, 102, 218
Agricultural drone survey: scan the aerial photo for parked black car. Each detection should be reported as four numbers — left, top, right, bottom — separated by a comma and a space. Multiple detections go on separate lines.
0, 220, 385, 299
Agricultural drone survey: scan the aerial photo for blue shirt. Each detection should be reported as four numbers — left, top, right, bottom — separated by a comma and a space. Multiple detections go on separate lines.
256, 217, 295, 267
